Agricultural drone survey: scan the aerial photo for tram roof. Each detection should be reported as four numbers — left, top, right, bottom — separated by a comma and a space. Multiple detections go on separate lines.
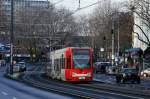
50, 47, 91, 53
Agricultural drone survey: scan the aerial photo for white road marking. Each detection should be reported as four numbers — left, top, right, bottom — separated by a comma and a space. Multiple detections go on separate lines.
13, 96, 17, 99
1, 91, 8, 96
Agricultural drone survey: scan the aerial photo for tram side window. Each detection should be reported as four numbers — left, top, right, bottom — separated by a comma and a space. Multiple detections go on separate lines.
64, 58, 65, 68
67, 56, 71, 69
61, 58, 65, 69
62, 58, 65, 69
58, 59, 61, 71
57, 59, 59, 71
54, 59, 56, 71
61, 55, 64, 69
54, 59, 59, 71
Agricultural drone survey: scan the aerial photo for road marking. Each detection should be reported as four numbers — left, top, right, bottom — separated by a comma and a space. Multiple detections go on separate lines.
1, 91, 8, 96
13, 96, 17, 99
73, 83, 144, 99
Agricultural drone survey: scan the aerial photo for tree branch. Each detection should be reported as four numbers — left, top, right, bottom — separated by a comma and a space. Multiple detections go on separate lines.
134, 24, 150, 44
134, 31, 150, 46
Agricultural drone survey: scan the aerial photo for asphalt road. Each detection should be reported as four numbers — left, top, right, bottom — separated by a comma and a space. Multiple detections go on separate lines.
1, 63, 150, 99
0, 66, 72, 99
94, 73, 150, 90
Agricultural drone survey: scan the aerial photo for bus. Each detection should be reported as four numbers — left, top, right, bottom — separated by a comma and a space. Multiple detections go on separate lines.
46, 47, 93, 82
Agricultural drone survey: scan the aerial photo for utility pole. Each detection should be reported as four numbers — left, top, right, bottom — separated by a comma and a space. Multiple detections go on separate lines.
10, 0, 14, 74
117, 12, 120, 58
111, 20, 115, 66
78, 0, 80, 9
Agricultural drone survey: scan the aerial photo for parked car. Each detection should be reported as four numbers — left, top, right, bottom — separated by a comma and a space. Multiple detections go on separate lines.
106, 66, 117, 75
93, 62, 111, 73
13, 64, 20, 73
141, 68, 150, 77
18, 62, 26, 72
116, 68, 140, 84
0, 60, 6, 67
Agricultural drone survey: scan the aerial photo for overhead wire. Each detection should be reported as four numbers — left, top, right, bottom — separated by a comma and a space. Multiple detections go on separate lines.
52, 0, 66, 5
62, 0, 100, 17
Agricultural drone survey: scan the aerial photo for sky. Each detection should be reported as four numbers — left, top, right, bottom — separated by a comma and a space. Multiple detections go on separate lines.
49, 0, 128, 16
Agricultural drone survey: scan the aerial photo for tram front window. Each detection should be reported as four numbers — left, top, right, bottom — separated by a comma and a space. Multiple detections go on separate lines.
73, 49, 90, 69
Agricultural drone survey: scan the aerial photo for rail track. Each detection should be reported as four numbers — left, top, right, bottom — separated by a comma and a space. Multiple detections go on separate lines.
20, 71, 150, 99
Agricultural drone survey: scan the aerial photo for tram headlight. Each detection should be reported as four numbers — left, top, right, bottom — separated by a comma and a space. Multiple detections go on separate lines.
87, 73, 91, 77
72, 72, 76, 77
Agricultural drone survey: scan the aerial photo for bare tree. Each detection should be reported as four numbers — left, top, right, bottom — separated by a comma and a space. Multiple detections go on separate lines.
14, 3, 78, 61
79, 0, 133, 61
78, 0, 115, 61
130, 0, 150, 47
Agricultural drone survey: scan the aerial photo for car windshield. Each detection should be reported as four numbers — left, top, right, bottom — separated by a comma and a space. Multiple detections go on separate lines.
94, 62, 111, 67
122, 69, 137, 73
18, 62, 25, 67
100, 63, 111, 66
18, 62, 25, 64
14, 64, 21, 67
73, 49, 90, 69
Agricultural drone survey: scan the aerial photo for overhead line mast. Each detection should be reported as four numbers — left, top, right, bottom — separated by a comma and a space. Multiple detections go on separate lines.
79, 0, 80, 9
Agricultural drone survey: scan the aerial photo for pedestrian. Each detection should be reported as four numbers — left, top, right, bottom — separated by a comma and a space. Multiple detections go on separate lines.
135, 62, 139, 72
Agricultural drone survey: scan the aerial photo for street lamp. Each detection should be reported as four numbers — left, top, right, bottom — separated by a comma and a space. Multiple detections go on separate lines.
111, 11, 121, 66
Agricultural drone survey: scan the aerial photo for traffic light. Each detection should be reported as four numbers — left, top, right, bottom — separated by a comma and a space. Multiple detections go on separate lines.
111, 29, 113, 34
103, 36, 106, 40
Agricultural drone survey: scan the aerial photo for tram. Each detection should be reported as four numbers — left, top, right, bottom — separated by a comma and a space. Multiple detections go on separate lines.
46, 47, 93, 82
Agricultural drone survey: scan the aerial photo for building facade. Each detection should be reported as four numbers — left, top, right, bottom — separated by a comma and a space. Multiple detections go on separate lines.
0, 0, 49, 38
132, 0, 150, 51
0, 0, 49, 56
2, 0, 49, 16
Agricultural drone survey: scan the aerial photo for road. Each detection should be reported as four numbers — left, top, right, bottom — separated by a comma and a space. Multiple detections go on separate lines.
0, 63, 149, 99
0, 66, 72, 99
94, 73, 150, 90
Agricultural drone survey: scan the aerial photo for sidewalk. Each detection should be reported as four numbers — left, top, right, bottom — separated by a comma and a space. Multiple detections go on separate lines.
5, 73, 21, 80
141, 77, 150, 81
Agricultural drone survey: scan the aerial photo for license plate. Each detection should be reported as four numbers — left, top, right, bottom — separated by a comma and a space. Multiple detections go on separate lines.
79, 77, 85, 80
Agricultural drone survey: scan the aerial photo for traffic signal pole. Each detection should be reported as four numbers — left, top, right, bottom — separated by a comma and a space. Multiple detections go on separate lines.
111, 21, 115, 66
10, 0, 14, 74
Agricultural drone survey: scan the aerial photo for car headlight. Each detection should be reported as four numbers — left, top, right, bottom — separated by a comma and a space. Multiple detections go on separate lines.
141, 72, 143, 75
123, 73, 126, 77
127, 73, 131, 76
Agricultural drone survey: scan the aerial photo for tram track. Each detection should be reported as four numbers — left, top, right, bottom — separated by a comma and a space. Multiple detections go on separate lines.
77, 82, 150, 98
20, 72, 150, 99
22, 74, 102, 99
40, 74, 150, 99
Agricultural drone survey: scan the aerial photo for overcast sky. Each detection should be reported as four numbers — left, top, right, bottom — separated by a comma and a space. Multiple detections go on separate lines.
49, 0, 127, 16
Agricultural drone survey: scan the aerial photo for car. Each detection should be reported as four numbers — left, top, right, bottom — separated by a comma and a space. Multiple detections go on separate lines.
106, 66, 117, 75
18, 62, 26, 72
13, 64, 20, 73
93, 62, 111, 73
141, 68, 150, 77
116, 68, 140, 84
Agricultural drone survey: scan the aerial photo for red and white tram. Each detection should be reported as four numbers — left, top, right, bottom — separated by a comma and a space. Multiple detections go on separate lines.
46, 47, 93, 82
